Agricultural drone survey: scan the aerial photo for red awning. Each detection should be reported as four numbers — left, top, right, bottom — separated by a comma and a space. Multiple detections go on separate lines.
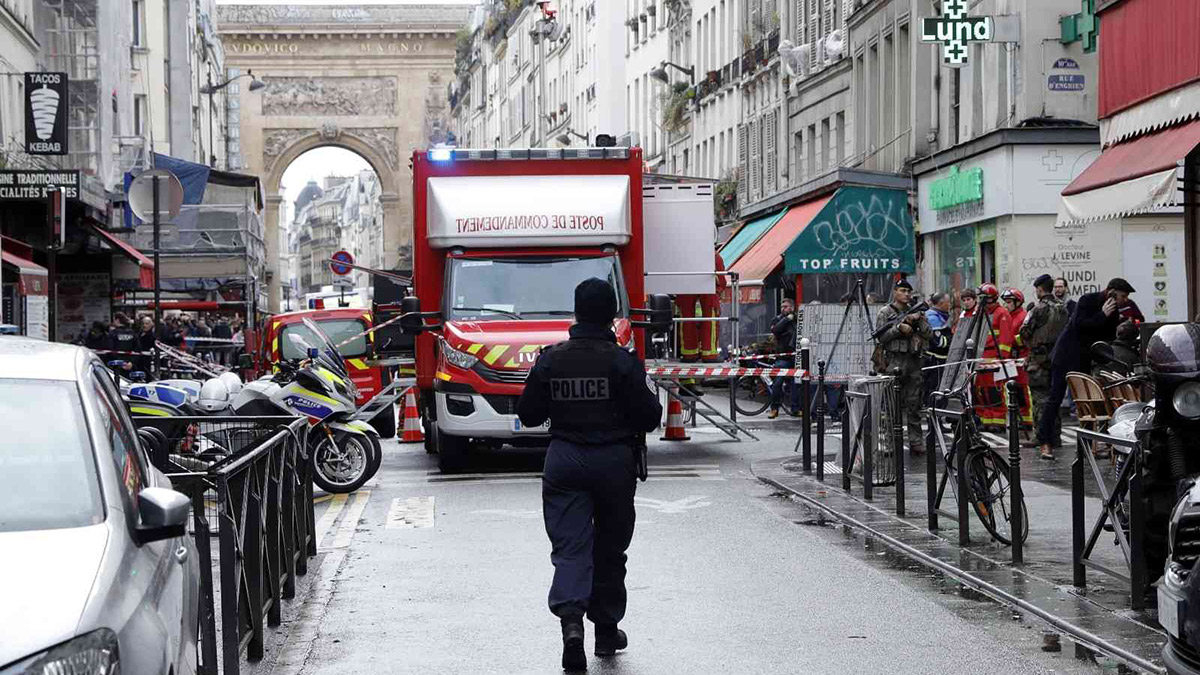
727, 195, 833, 285
1, 249, 49, 296
1058, 118, 1200, 224
88, 224, 154, 289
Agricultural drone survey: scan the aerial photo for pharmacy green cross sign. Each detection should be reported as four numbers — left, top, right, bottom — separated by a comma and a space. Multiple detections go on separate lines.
921, 0, 994, 66
1060, 0, 1100, 53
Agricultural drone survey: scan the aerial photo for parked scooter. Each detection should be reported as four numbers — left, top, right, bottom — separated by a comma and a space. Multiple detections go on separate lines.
231, 318, 381, 493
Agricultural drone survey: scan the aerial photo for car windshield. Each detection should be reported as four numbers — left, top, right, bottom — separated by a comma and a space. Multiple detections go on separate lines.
447, 256, 625, 321
281, 318, 368, 359
0, 379, 103, 533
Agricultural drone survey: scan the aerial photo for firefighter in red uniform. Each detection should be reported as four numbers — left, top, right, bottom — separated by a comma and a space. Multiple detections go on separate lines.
677, 251, 727, 363
974, 284, 1013, 431
1002, 288, 1034, 431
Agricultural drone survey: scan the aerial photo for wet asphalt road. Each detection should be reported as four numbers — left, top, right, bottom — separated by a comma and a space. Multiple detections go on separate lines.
265, 425, 1108, 675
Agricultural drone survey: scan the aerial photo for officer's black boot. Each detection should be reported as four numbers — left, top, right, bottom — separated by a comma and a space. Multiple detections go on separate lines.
561, 617, 587, 671
594, 624, 628, 656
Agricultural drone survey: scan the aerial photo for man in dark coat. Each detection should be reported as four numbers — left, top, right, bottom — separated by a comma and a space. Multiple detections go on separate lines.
1037, 278, 1139, 460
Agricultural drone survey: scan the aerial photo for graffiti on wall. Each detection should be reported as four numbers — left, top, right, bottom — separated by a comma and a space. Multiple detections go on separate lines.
784, 187, 915, 275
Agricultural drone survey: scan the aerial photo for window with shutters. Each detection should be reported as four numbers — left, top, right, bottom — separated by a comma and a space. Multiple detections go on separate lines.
764, 110, 778, 195
749, 116, 763, 202
810, 4, 821, 72
794, 0, 806, 45
737, 123, 749, 205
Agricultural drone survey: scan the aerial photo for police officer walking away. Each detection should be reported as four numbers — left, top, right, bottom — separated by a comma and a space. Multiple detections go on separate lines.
516, 278, 663, 672
873, 279, 933, 454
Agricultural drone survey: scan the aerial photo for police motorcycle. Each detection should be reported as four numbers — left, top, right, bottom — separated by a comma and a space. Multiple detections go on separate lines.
232, 318, 382, 494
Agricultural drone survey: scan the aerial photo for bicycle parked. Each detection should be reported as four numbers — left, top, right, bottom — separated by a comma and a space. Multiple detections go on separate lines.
729, 348, 800, 418
930, 357, 1029, 546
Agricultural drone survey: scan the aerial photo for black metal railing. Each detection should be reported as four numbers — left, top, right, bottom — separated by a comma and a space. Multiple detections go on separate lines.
137, 415, 315, 675
1071, 428, 1147, 609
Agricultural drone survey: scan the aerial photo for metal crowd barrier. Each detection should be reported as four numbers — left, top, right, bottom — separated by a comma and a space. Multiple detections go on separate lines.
1071, 428, 1147, 610
136, 415, 315, 675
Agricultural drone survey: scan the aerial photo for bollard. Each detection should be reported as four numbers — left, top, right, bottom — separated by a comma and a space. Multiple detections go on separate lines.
863, 392, 874, 502
1006, 380, 1024, 563
1129, 447, 1147, 610
892, 369, 905, 517
841, 402, 851, 492
926, 409, 938, 531
956, 414, 970, 545
801, 341, 812, 472
816, 361, 827, 483
1072, 434, 1086, 588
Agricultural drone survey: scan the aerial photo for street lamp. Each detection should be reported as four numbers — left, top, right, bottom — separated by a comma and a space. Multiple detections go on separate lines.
199, 70, 265, 168
650, 61, 695, 84
556, 129, 588, 146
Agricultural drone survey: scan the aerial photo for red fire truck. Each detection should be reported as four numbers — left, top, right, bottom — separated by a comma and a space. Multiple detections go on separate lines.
261, 307, 399, 437
400, 146, 673, 472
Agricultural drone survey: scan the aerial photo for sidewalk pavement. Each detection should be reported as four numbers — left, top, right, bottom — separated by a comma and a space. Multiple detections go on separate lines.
752, 437, 1168, 674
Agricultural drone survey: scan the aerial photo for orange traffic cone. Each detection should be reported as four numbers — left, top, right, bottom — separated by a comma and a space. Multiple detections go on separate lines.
660, 386, 690, 442
401, 387, 425, 443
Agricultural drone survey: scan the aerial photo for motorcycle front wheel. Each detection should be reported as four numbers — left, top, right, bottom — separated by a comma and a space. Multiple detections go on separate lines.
311, 434, 372, 494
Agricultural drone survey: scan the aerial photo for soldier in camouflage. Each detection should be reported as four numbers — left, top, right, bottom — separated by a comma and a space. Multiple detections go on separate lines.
1018, 274, 1069, 455
874, 279, 933, 455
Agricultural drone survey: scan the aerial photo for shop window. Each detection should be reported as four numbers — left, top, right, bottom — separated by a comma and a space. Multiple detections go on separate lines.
936, 224, 979, 296
800, 273, 893, 305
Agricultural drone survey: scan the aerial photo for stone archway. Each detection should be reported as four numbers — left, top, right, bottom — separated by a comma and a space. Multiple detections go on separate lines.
218, 3, 469, 311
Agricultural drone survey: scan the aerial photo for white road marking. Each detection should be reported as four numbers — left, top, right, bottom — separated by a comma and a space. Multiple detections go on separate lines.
393, 463, 725, 485
470, 508, 542, 519
312, 493, 348, 549
387, 496, 436, 529
321, 490, 371, 551
634, 495, 712, 514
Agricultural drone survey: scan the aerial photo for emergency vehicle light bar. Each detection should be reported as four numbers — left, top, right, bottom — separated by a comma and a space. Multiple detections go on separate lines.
427, 147, 632, 162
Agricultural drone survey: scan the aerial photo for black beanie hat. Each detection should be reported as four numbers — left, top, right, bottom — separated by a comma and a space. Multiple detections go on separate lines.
574, 278, 618, 325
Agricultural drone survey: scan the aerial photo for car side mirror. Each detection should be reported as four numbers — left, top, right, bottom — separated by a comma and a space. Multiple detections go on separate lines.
135, 487, 190, 545
401, 296, 425, 335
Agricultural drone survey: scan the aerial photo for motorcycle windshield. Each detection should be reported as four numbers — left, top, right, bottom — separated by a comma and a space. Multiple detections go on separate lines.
302, 317, 359, 399
1146, 323, 1200, 375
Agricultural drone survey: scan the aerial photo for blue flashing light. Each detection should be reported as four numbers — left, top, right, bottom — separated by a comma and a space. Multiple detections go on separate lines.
429, 148, 453, 162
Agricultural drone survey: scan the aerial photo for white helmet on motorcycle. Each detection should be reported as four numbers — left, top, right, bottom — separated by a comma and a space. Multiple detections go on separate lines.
197, 378, 230, 413
218, 371, 243, 396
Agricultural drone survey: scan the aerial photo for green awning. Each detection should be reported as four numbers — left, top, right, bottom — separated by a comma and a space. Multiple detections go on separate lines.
718, 207, 787, 268
782, 187, 914, 275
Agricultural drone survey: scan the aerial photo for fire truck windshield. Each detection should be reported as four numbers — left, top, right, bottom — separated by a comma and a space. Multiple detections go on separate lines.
447, 255, 625, 322
280, 319, 368, 359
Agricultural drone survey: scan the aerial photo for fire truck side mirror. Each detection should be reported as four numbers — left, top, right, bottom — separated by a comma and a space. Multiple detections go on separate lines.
632, 295, 674, 335
400, 296, 425, 335
648, 294, 673, 333
238, 353, 254, 370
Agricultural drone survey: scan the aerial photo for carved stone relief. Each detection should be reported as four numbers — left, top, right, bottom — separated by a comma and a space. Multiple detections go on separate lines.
262, 128, 311, 171
262, 77, 397, 117
346, 128, 399, 171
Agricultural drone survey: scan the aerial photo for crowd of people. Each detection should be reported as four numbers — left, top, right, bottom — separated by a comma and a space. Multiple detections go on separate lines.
75, 310, 247, 370
766, 274, 1144, 461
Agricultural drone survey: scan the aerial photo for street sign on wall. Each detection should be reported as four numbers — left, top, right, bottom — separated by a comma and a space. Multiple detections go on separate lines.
24, 72, 68, 155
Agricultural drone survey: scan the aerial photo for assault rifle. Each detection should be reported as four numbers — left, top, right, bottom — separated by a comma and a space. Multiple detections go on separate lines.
870, 301, 930, 342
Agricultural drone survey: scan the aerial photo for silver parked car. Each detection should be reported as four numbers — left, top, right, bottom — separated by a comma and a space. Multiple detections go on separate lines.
0, 338, 199, 675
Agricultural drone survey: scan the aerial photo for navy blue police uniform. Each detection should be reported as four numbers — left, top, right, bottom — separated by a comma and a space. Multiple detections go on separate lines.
516, 278, 662, 670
